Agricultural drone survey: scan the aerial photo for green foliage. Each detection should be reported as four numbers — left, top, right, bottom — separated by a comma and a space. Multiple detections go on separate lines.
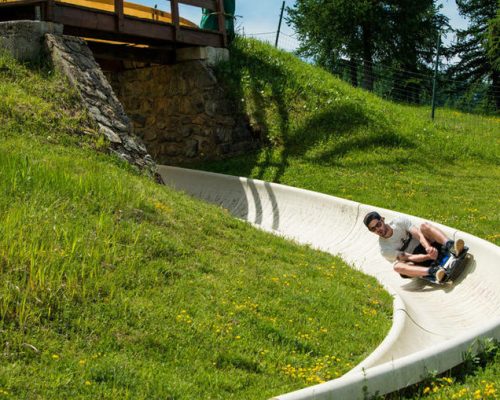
286, 0, 444, 95
487, 7, 500, 71
448, 0, 500, 110
0, 52, 393, 399
287, 0, 385, 90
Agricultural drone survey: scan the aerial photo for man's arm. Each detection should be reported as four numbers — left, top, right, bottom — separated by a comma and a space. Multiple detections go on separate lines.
397, 251, 433, 263
409, 225, 438, 260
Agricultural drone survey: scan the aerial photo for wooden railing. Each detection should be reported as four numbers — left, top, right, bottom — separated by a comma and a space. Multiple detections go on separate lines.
0, 0, 228, 47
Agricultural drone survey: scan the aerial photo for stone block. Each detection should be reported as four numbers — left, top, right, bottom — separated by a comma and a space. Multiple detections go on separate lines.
106, 50, 259, 165
0, 21, 63, 63
176, 46, 229, 67
130, 114, 147, 128
98, 124, 122, 144
185, 139, 198, 157
190, 95, 206, 114
178, 97, 193, 115
215, 127, 232, 144
219, 143, 231, 154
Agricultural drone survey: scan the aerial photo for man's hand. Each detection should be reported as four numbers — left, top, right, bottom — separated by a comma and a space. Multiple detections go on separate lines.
425, 246, 438, 260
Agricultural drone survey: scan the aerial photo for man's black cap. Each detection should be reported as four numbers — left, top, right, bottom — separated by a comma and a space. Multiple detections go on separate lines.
363, 211, 382, 227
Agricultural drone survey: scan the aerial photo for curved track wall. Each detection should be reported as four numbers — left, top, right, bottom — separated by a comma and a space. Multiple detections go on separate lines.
157, 165, 500, 399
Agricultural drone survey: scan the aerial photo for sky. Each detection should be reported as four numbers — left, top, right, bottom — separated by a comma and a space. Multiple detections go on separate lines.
138, 0, 470, 52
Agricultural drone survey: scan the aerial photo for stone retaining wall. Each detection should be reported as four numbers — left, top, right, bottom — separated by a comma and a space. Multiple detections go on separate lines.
107, 60, 259, 165
44, 34, 154, 171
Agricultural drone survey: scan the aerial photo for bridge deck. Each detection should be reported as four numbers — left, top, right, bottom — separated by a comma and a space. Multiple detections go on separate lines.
0, 0, 227, 48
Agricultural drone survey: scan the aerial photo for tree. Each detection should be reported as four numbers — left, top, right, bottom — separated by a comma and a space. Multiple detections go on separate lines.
384, 0, 446, 103
448, 0, 499, 110
287, 0, 388, 91
287, 0, 444, 101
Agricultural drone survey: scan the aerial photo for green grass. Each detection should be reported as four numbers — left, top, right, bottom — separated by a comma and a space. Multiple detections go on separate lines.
194, 38, 500, 398
0, 52, 393, 399
386, 339, 499, 399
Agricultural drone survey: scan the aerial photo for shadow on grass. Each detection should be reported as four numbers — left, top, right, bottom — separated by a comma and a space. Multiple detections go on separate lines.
291, 107, 414, 165
220, 107, 414, 183
207, 38, 417, 183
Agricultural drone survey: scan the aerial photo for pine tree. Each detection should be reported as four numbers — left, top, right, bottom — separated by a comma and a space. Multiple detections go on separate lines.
448, 0, 499, 110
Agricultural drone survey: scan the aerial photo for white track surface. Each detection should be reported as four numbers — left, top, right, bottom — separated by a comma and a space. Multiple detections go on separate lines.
157, 165, 500, 400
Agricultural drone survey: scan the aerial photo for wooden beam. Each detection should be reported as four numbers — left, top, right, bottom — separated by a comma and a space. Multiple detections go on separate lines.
114, 0, 124, 32
0, 0, 45, 8
215, 0, 227, 47
179, 0, 216, 10
45, 0, 55, 20
87, 41, 176, 64
178, 26, 223, 47
57, 6, 222, 47
170, 0, 181, 42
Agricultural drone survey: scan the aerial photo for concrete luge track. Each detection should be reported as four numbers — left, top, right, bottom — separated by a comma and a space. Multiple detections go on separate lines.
157, 165, 500, 399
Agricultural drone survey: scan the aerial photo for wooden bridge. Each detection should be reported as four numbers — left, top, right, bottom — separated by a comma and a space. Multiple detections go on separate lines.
0, 0, 228, 62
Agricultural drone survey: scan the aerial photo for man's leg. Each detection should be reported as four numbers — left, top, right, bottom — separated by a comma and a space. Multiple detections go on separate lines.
420, 222, 449, 246
420, 222, 465, 256
394, 261, 431, 277
394, 261, 446, 282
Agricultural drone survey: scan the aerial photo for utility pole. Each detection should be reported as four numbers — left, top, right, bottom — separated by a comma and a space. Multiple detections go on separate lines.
275, 1, 285, 48
431, 31, 441, 120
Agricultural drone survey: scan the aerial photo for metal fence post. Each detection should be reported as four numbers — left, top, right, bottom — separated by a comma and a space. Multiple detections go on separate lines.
431, 31, 441, 120
275, 1, 285, 48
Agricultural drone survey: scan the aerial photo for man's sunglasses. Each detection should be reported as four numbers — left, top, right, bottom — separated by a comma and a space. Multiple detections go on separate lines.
368, 219, 383, 232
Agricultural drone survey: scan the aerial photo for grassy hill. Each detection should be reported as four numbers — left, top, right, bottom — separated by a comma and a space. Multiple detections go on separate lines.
197, 38, 500, 399
0, 51, 393, 399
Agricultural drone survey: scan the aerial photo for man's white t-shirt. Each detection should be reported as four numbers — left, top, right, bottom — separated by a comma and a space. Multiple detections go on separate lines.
379, 216, 420, 262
